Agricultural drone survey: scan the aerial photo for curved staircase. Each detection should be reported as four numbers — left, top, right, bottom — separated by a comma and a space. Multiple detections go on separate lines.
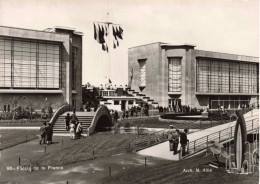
52, 111, 95, 134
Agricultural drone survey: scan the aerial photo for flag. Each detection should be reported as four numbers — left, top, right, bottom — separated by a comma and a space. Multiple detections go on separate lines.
116, 26, 123, 40
102, 43, 106, 51
94, 23, 97, 40
112, 25, 117, 40
98, 24, 105, 44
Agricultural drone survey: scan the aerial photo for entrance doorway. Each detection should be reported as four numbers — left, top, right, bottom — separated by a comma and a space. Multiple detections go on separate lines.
169, 98, 181, 109
121, 100, 126, 110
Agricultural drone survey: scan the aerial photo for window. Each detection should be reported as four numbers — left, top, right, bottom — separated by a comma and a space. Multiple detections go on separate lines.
114, 100, 119, 105
138, 59, 146, 87
0, 38, 11, 87
0, 37, 60, 89
102, 91, 108, 96
196, 58, 258, 93
72, 46, 77, 90
168, 57, 181, 92
109, 91, 115, 96
128, 100, 133, 105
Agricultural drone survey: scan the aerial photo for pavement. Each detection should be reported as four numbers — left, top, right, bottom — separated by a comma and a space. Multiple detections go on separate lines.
137, 109, 259, 160
0, 136, 167, 184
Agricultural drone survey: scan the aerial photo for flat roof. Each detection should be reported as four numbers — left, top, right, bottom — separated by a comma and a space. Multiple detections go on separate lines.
128, 42, 196, 49
0, 25, 67, 35
128, 42, 258, 61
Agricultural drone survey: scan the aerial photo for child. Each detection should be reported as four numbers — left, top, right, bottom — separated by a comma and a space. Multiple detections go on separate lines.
70, 123, 75, 140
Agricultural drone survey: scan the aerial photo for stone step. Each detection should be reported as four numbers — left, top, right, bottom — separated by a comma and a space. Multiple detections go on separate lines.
54, 125, 91, 127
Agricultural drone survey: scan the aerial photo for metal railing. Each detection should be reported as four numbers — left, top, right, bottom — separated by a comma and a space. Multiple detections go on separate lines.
183, 115, 259, 158
135, 129, 168, 151
49, 104, 72, 127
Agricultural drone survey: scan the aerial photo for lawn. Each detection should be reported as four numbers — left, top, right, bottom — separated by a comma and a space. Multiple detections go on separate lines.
0, 119, 46, 127
102, 152, 259, 184
33, 132, 139, 166
0, 129, 39, 150
118, 117, 225, 129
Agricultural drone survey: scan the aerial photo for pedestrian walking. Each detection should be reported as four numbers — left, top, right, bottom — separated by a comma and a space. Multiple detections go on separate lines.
3, 103, 6, 113
39, 122, 47, 145
45, 123, 53, 145
180, 129, 189, 156
70, 123, 75, 140
114, 110, 119, 123
64, 113, 70, 131
76, 122, 83, 139
172, 129, 180, 155
167, 125, 174, 151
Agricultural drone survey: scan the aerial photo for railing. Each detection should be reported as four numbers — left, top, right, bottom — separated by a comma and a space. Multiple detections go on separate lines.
183, 114, 259, 159
49, 104, 72, 127
135, 129, 168, 151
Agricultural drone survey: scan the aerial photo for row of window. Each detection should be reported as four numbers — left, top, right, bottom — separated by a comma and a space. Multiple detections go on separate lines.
0, 37, 60, 89
196, 58, 258, 93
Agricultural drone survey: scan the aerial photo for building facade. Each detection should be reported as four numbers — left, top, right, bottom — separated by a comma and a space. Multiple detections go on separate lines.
0, 26, 83, 111
128, 42, 259, 109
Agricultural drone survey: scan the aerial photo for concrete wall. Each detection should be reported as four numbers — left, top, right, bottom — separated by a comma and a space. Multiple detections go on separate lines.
128, 43, 161, 104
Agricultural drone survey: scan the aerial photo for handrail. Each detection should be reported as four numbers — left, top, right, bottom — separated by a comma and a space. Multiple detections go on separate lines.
49, 104, 72, 127
184, 114, 259, 158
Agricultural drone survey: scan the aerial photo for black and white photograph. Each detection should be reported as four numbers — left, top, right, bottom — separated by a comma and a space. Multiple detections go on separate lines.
0, 0, 259, 183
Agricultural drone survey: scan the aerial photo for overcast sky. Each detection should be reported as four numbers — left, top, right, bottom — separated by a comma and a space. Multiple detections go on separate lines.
0, 0, 258, 86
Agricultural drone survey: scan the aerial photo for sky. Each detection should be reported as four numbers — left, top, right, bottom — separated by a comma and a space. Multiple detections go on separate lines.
0, 0, 258, 86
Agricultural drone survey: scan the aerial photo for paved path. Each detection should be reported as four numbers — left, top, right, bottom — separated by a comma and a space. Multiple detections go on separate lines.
137, 109, 259, 160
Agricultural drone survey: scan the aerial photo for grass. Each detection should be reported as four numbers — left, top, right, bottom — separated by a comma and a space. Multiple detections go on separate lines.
0, 129, 39, 150
33, 132, 141, 166
0, 119, 48, 127
118, 117, 225, 129
102, 152, 259, 184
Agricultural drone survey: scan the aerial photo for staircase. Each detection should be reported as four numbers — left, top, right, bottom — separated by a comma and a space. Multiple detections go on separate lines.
52, 111, 95, 134
126, 88, 158, 106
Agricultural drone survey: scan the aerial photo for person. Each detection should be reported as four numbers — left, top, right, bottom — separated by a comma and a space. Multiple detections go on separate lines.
126, 110, 129, 119
167, 125, 174, 151
180, 129, 189, 156
172, 129, 180, 155
76, 122, 83, 139
70, 122, 76, 140
39, 122, 47, 145
7, 104, 10, 112
122, 109, 125, 120
3, 103, 6, 113
45, 123, 53, 145
64, 113, 70, 131
70, 111, 78, 134
114, 110, 119, 123
70, 111, 78, 124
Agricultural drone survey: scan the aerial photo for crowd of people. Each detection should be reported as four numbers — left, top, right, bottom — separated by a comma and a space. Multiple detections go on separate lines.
167, 125, 189, 156
39, 121, 53, 145
158, 105, 201, 113
65, 111, 83, 140
110, 104, 151, 123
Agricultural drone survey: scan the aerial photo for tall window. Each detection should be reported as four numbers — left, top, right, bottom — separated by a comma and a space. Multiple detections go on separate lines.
0, 38, 11, 87
0, 37, 60, 89
72, 46, 77, 90
168, 57, 181, 92
196, 58, 259, 93
138, 59, 146, 87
